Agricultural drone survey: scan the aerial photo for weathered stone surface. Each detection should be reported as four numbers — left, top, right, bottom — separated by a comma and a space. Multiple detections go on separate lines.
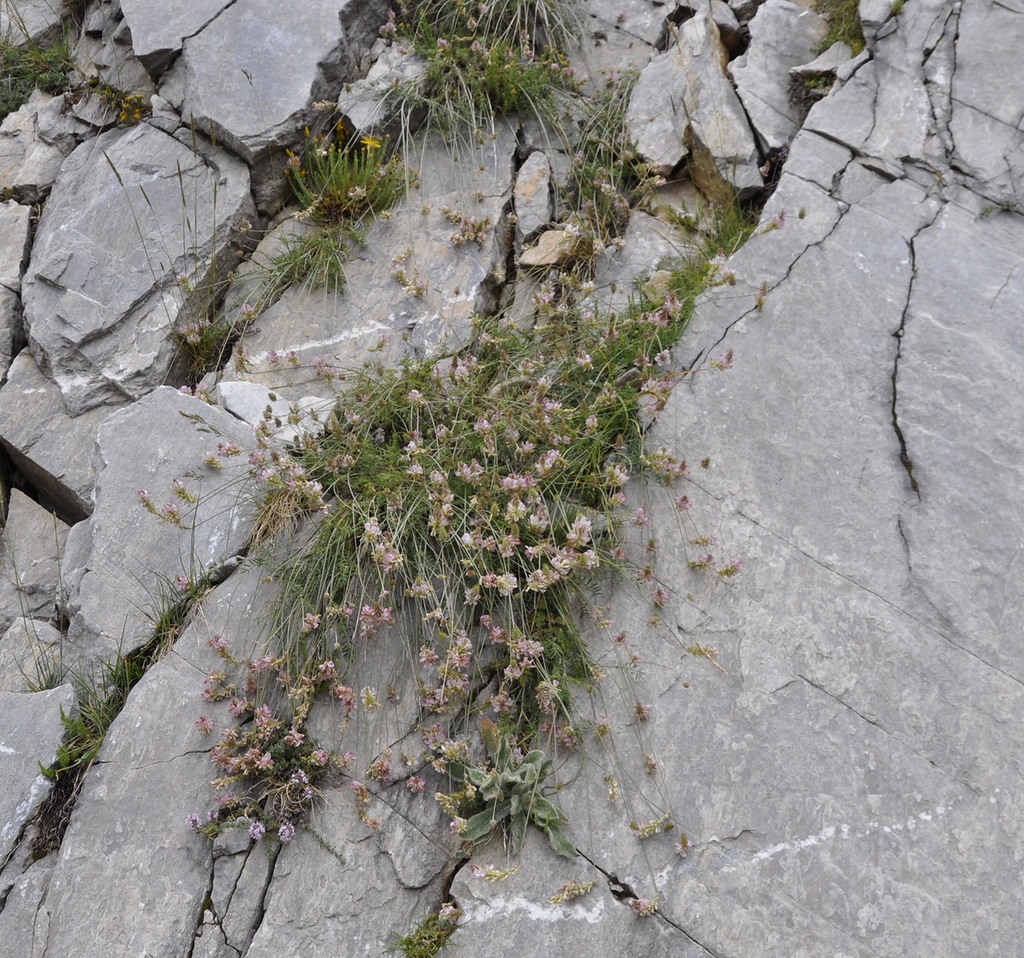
120, 0, 235, 76
61, 387, 257, 663
38, 563, 270, 958
0, 200, 31, 291
569, 0, 666, 84
214, 380, 333, 445
519, 228, 576, 267
731, 0, 827, 150
0, 618, 63, 693
789, 40, 854, 79
22, 123, 254, 416
513, 150, 552, 243
336, 42, 427, 134
0, 489, 69, 633
0, 685, 73, 864
591, 209, 689, 311
0, 855, 55, 958
174, 0, 388, 165
627, 11, 762, 192
897, 201, 1024, 676
218, 128, 517, 400
0, 0, 64, 45
72, 0, 155, 100
946, 0, 1024, 205
0, 93, 88, 204
0, 350, 109, 521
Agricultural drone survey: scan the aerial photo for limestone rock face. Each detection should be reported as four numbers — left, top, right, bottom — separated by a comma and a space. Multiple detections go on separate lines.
0, 0, 1022, 954
0, 351, 110, 521
0, 93, 93, 205
0, 490, 69, 634
0, 0, 65, 45
731, 0, 828, 150
60, 388, 257, 664
0, 685, 74, 864
119, 0, 235, 76
21, 124, 254, 416
627, 11, 762, 192
513, 151, 553, 243
175, 0, 388, 165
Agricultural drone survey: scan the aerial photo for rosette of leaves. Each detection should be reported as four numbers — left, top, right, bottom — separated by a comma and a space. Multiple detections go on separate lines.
448, 725, 575, 858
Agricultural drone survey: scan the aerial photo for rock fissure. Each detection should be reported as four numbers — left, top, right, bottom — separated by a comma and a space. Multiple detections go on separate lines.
686, 187, 851, 371
734, 504, 1024, 692
890, 240, 921, 500
795, 673, 976, 791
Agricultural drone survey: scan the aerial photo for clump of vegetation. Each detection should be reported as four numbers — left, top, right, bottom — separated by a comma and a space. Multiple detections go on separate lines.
815, 0, 866, 54
188, 638, 341, 844
382, 0, 581, 133
261, 128, 412, 297
286, 131, 410, 228
0, 31, 74, 122
447, 720, 576, 857
391, 906, 461, 958
561, 72, 664, 254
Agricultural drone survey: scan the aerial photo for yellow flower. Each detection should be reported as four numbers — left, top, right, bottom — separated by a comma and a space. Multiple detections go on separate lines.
361, 135, 383, 150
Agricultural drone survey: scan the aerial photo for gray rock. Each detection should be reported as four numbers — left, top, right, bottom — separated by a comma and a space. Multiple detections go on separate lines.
39, 563, 271, 958
22, 123, 254, 416
0, 489, 70, 632
336, 43, 427, 134
731, 0, 827, 151
627, 11, 762, 193
947, 0, 1024, 206
217, 128, 517, 400
61, 387, 257, 663
0, 685, 74, 865
0, 856, 55, 958
591, 209, 690, 311
898, 201, 1024, 677
0, 618, 64, 693
0, 350, 114, 524
120, 0, 235, 76
214, 380, 334, 446
789, 40, 854, 80
175, 0, 388, 165
0, 94, 84, 205
569, 0, 665, 87
0, 200, 32, 293
71, 2, 155, 102
520, 228, 577, 268
0, 350, 109, 521
0, 0, 65, 45
514, 151, 553, 243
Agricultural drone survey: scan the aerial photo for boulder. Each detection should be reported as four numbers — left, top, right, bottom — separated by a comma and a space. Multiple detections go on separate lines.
120, 0, 236, 77
513, 150, 553, 243
336, 42, 428, 134
0, 685, 74, 865
519, 229, 577, 268
0, 350, 110, 522
731, 0, 828, 151
0, 0, 65, 45
0, 93, 90, 205
0, 489, 70, 633
627, 11, 762, 193
216, 127, 517, 400
60, 387, 258, 664
0, 200, 32, 292
0, 618, 64, 693
21, 123, 254, 416
173, 0, 389, 166
38, 563, 270, 958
